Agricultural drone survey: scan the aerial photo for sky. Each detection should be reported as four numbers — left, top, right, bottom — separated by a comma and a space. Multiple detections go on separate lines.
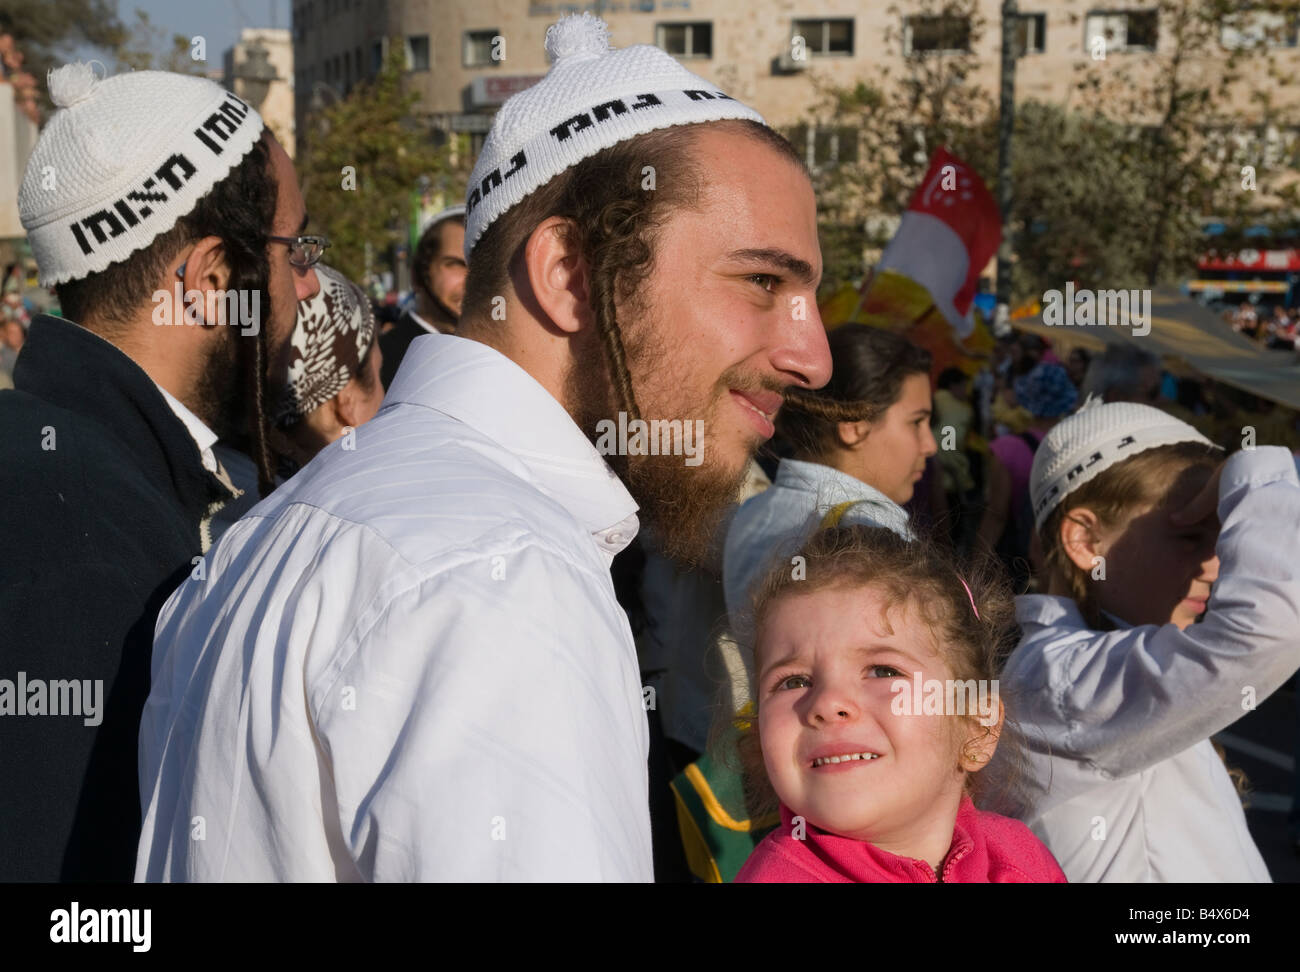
76, 0, 292, 68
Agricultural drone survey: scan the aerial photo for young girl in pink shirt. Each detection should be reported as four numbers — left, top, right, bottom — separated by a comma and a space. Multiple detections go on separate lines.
732, 525, 1065, 883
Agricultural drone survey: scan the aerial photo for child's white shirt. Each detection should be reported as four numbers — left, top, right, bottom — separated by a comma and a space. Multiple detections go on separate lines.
1001, 445, 1300, 882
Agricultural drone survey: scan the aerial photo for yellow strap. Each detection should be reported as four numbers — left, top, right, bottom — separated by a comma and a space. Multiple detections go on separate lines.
820, 500, 858, 529
671, 785, 723, 883
683, 763, 779, 833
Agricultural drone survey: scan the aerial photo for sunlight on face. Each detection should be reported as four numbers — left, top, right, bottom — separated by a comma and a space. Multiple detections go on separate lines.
755, 584, 974, 862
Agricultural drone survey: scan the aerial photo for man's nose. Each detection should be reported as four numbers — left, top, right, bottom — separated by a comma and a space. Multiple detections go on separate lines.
295, 266, 320, 301
771, 296, 832, 391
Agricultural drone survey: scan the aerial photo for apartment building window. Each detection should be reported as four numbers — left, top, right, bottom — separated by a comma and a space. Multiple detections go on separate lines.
793, 18, 854, 56
406, 35, 431, 72
464, 29, 500, 67
1015, 12, 1047, 54
904, 14, 972, 54
354, 47, 362, 79
1221, 8, 1297, 49
787, 124, 859, 169
657, 22, 713, 58
372, 39, 386, 73
1085, 10, 1158, 53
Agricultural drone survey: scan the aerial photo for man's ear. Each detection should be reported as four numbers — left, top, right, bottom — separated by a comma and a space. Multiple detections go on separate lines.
1059, 507, 1104, 573
522, 216, 592, 335
835, 420, 870, 449
179, 236, 233, 324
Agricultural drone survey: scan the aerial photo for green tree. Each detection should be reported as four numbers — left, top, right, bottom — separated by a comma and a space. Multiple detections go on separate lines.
0, 0, 124, 111
297, 45, 469, 287
811, 0, 1298, 300
1067, 0, 1300, 285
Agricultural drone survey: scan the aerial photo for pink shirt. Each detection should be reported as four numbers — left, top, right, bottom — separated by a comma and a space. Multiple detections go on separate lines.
734, 797, 1067, 883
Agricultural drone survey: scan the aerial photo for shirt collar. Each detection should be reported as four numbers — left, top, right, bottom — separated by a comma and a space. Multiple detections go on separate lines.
774, 458, 913, 536
152, 382, 219, 474
385, 332, 639, 556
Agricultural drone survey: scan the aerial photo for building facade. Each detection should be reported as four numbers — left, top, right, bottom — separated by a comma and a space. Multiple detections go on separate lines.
225, 28, 297, 158
291, 0, 1300, 161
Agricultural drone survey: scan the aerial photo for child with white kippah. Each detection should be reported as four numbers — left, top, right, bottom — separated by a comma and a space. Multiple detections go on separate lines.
995, 398, 1300, 881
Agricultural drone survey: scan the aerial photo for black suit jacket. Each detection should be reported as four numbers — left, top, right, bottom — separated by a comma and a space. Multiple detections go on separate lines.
379, 306, 456, 389
0, 316, 232, 880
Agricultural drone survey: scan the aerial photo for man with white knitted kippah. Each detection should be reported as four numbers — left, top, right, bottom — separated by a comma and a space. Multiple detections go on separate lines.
0, 63, 321, 881
137, 14, 832, 881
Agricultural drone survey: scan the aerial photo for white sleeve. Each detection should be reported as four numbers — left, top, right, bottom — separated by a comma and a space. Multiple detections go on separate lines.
1032, 446, 1300, 779
309, 541, 653, 882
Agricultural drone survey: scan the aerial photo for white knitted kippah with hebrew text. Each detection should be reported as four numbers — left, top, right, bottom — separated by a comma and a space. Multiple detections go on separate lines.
19, 63, 265, 287
1029, 398, 1217, 529
464, 12, 766, 259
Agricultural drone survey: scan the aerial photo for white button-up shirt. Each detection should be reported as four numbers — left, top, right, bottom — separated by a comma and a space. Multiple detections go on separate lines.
1003, 446, 1300, 882
136, 333, 653, 882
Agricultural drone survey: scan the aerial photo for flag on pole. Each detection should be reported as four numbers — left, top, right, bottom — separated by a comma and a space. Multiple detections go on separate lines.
875, 147, 1001, 339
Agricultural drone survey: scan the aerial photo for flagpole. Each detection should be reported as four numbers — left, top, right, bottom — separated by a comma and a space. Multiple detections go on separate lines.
995, 0, 1019, 338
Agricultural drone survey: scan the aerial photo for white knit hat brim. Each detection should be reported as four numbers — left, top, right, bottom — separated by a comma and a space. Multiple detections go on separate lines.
1029, 399, 1218, 529
21, 68, 265, 287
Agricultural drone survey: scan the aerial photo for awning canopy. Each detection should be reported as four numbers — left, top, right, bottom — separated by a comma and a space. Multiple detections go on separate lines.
1014, 287, 1300, 411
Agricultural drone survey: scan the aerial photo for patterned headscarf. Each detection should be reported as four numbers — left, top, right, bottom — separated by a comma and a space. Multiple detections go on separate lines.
276, 263, 376, 425
1013, 362, 1078, 419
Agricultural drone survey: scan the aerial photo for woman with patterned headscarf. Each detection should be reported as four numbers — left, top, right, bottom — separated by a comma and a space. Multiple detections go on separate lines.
210, 264, 384, 540
271, 262, 385, 464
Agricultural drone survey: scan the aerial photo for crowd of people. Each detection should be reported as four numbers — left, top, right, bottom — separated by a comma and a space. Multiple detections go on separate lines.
2, 13, 1298, 884
1230, 300, 1300, 352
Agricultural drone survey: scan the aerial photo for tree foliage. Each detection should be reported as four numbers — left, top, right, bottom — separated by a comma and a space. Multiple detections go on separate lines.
0, 0, 124, 110
811, 0, 1298, 299
296, 46, 469, 286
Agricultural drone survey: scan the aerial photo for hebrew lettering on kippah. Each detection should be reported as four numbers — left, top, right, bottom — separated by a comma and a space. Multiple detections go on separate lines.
591, 100, 628, 122
155, 154, 198, 192
465, 151, 529, 218
80, 208, 127, 245
550, 111, 596, 142
112, 200, 140, 228
65, 152, 197, 257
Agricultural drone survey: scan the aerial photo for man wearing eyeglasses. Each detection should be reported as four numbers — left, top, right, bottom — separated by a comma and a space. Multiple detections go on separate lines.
0, 64, 320, 881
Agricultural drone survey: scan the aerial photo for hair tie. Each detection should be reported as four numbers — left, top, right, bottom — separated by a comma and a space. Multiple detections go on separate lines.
959, 577, 980, 620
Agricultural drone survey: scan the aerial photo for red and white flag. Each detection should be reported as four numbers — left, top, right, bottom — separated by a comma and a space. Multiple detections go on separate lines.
876, 147, 1001, 338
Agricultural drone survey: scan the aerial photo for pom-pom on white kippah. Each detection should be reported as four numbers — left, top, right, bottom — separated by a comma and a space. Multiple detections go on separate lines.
545, 12, 610, 62
1028, 397, 1218, 529
464, 13, 766, 259
48, 61, 103, 108
19, 63, 265, 288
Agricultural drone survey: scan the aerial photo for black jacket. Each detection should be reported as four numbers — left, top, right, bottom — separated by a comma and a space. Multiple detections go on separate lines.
379, 305, 456, 389
0, 316, 234, 881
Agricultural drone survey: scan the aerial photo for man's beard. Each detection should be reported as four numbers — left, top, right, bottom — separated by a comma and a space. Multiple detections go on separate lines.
192, 323, 246, 441
566, 308, 762, 568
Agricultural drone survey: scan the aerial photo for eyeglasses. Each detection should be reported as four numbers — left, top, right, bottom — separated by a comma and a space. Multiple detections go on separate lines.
269, 234, 331, 269
175, 234, 332, 280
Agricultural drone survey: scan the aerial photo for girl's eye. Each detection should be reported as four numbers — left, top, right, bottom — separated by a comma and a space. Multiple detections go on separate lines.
868, 665, 904, 678
748, 273, 779, 293
777, 674, 811, 691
